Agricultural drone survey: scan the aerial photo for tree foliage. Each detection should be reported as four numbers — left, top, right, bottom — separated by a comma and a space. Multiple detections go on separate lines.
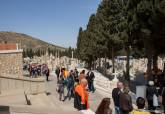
77, 0, 165, 81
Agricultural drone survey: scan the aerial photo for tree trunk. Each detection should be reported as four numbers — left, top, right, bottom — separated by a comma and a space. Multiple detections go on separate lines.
93, 58, 96, 70
147, 52, 152, 80
112, 46, 115, 73
144, 39, 153, 80
99, 57, 101, 68
125, 46, 130, 85
104, 53, 107, 75
88, 56, 93, 69
153, 54, 158, 73
144, 42, 153, 80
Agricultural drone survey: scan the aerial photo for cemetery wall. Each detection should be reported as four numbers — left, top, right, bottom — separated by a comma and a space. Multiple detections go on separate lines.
0, 50, 23, 77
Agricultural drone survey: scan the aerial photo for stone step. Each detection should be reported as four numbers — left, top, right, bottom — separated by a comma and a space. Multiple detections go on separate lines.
9, 105, 82, 114
27, 93, 56, 108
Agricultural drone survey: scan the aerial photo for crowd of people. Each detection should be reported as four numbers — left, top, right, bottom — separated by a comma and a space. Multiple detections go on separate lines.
55, 67, 95, 102
55, 67, 113, 114
145, 69, 165, 114
112, 79, 165, 114
24, 63, 50, 78
54, 67, 165, 114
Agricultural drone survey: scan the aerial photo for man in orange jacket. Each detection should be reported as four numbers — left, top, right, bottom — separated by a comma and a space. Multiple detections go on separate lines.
74, 78, 89, 110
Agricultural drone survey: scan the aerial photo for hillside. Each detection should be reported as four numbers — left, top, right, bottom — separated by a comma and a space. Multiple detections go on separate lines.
0, 32, 66, 51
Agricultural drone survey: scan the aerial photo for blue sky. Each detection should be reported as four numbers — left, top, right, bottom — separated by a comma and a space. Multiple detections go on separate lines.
0, 0, 101, 48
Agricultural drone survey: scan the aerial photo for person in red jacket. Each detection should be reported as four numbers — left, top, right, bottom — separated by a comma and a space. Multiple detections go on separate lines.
74, 78, 89, 110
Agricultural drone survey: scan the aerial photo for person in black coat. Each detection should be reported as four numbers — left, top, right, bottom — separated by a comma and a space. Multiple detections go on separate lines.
112, 82, 124, 114
87, 69, 95, 92
146, 81, 158, 110
55, 67, 60, 83
46, 69, 50, 81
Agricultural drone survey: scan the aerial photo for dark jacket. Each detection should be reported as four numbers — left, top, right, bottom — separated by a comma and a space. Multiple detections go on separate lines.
67, 75, 74, 88
146, 86, 157, 100
46, 69, 49, 76
55, 68, 60, 75
119, 93, 133, 112
87, 71, 95, 82
162, 87, 165, 105
112, 88, 121, 107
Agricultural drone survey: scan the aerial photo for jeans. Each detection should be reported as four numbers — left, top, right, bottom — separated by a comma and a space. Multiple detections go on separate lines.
115, 106, 121, 114
59, 85, 67, 101
67, 85, 74, 100
148, 99, 156, 110
89, 81, 95, 92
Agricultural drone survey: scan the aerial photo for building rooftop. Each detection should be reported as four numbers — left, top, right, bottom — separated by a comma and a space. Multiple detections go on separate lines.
0, 42, 18, 50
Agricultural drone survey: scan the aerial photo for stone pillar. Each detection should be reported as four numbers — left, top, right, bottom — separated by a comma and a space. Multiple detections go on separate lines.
16, 43, 19, 50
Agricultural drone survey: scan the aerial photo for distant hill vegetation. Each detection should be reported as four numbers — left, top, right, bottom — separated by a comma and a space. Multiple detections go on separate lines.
0, 31, 66, 51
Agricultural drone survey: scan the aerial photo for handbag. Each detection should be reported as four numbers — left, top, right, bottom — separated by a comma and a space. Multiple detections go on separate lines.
153, 94, 158, 107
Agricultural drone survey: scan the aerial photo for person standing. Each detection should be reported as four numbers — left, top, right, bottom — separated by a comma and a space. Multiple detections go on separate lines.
55, 67, 60, 83
67, 70, 75, 100
146, 81, 158, 110
112, 82, 124, 114
74, 78, 89, 110
58, 76, 65, 101
119, 87, 133, 114
87, 69, 95, 92
135, 71, 147, 99
46, 68, 50, 81
74, 68, 79, 84
86, 74, 90, 91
